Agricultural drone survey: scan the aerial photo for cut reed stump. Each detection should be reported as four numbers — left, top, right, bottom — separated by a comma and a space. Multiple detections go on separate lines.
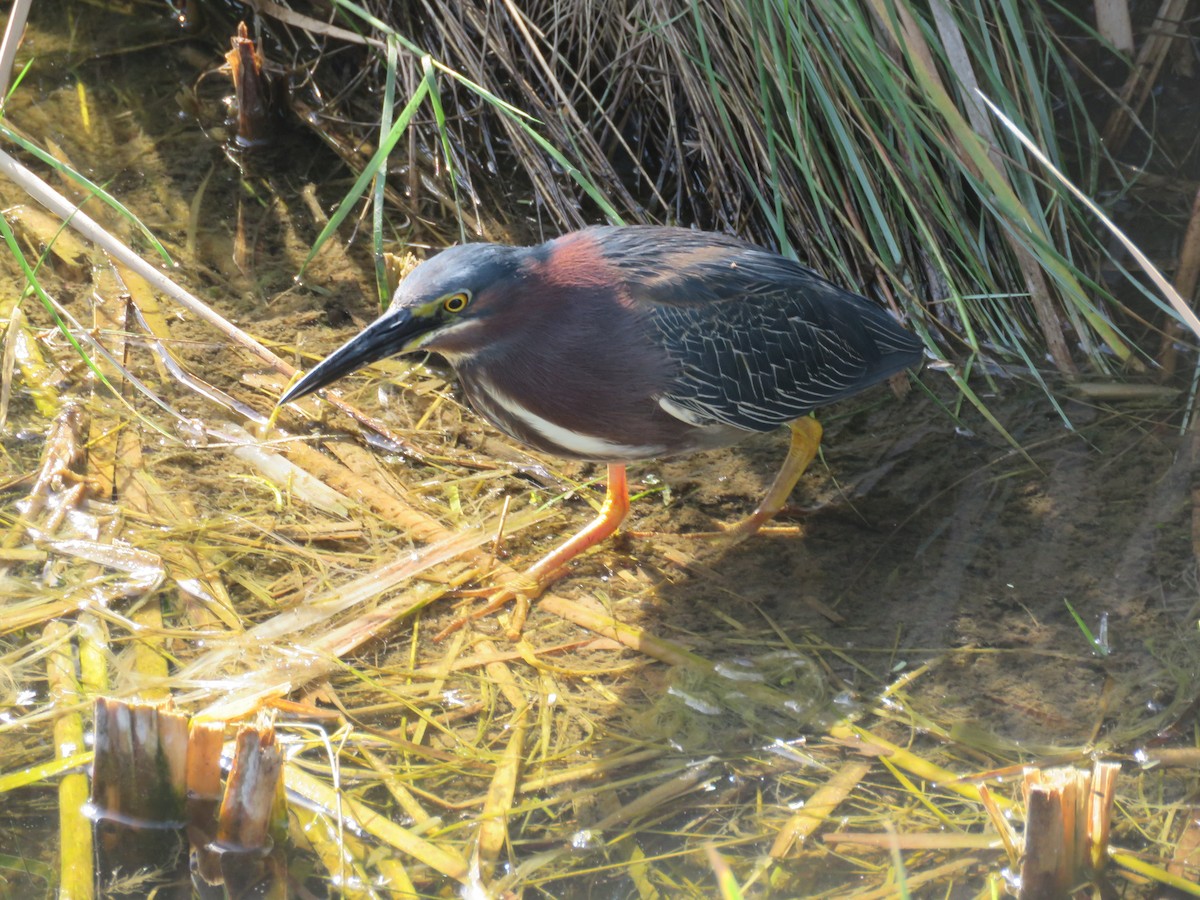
90, 700, 289, 897
90, 699, 191, 897
1019, 762, 1119, 899
212, 720, 286, 899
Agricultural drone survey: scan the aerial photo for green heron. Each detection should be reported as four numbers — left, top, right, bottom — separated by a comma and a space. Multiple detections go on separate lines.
280, 225, 923, 630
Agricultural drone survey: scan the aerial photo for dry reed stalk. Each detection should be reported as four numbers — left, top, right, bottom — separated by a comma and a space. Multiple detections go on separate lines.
359, 745, 438, 834
1158, 184, 1200, 377
0, 303, 23, 430
102, 378, 172, 701
1166, 811, 1200, 885
450, 636, 625, 674
105, 409, 171, 698
225, 22, 276, 148
977, 782, 1021, 867
77, 613, 109, 693
372, 858, 420, 900
1103, 0, 1190, 151
824, 831, 1002, 849
586, 758, 718, 833
1094, 0, 1135, 53
246, 0, 384, 50
849, 856, 984, 900
0, 0, 31, 102
517, 747, 664, 794
286, 802, 381, 900
1087, 762, 1120, 874
1020, 772, 1076, 899
0, 753, 92, 795
475, 709, 529, 870
134, 479, 242, 631
475, 639, 533, 873
409, 630, 466, 739
285, 438, 449, 543
86, 265, 126, 501
283, 761, 470, 882
268, 520, 365, 542
770, 759, 873, 857
0, 545, 43, 562
1139, 747, 1200, 767
115, 263, 242, 630
983, 92, 1200, 347
536, 594, 712, 668
1, 597, 86, 637
314, 563, 475, 658
181, 524, 507, 721
1, 304, 59, 420
324, 438, 422, 507
828, 723, 1014, 810
45, 621, 93, 900
278, 419, 647, 653
0, 148, 284, 371
1067, 382, 1181, 401
1111, 850, 1200, 894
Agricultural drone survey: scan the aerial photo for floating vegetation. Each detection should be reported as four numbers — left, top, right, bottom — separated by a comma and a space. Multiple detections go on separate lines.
1, 1, 1199, 897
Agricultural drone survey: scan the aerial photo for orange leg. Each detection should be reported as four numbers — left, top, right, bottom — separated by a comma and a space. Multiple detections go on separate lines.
723, 417, 823, 538
435, 464, 630, 640
518, 463, 630, 591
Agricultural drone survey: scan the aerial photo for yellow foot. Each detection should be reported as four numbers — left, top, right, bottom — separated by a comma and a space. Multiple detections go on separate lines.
640, 417, 823, 541
718, 506, 801, 539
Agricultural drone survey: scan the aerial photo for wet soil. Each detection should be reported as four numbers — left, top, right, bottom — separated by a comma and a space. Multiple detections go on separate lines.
2, 4, 1199, 897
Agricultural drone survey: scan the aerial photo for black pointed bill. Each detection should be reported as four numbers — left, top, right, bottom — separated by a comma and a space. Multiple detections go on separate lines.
278, 308, 436, 406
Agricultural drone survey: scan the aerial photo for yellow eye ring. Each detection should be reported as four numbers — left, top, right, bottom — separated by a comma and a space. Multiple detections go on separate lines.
443, 292, 470, 313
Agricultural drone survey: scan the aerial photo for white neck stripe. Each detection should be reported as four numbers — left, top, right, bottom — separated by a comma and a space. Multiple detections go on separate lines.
477, 378, 663, 461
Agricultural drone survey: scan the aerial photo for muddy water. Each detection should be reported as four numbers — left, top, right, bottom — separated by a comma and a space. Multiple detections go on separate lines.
1, 4, 1196, 897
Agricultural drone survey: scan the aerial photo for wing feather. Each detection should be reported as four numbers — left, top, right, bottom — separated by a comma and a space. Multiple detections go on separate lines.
585, 227, 923, 433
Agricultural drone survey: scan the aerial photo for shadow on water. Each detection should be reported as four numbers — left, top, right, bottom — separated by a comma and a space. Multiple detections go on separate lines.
638, 385, 1195, 751
2, 3, 1199, 897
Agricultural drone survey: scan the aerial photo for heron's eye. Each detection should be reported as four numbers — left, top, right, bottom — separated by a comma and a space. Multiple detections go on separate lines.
443, 292, 470, 314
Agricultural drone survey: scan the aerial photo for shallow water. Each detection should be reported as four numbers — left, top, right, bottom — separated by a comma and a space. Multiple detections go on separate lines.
1, 4, 1196, 897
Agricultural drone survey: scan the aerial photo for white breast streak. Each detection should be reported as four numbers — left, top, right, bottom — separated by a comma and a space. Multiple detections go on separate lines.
478, 377, 665, 460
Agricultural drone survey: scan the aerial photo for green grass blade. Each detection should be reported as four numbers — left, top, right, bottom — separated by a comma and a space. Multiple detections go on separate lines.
0, 122, 175, 266
299, 70, 432, 281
